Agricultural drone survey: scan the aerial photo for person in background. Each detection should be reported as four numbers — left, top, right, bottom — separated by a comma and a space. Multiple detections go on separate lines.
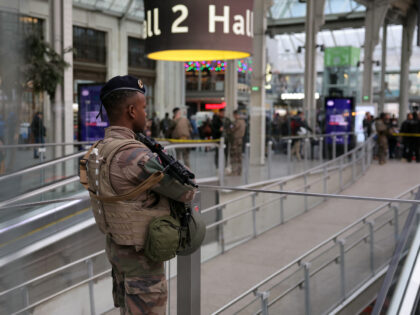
211, 108, 232, 166
150, 111, 160, 138
375, 113, 390, 165
30, 111, 46, 159
400, 112, 419, 162
290, 111, 312, 160
387, 116, 399, 159
159, 112, 172, 138
229, 110, 246, 176
171, 107, 192, 167
363, 112, 374, 140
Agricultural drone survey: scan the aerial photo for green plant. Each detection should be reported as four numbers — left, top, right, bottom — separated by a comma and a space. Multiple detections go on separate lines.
24, 32, 71, 100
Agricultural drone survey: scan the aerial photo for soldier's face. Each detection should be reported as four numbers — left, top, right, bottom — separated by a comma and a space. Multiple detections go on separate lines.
131, 93, 147, 133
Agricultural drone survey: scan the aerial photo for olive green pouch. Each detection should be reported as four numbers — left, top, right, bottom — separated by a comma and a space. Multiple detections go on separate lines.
144, 215, 181, 262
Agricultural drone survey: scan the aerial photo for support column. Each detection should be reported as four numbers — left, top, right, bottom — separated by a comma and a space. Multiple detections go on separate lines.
155, 61, 185, 117
304, 0, 325, 130
63, 0, 73, 155
250, 0, 268, 165
379, 21, 387, 114
362, 0, 389, 104
225, 59, 238, 118
399, 10, 417, 123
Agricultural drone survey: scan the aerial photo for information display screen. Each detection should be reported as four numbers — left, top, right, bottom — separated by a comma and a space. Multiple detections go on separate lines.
325, 97, 354, 144
78, 84, 108, 141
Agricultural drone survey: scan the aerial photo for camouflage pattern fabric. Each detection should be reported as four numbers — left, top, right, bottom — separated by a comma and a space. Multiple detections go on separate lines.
96, 126, 196, 314
107, 236, 167, 315
230, 141, 243, 175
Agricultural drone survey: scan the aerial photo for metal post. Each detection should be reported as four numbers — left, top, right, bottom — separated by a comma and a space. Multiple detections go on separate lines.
39, 147, 46, 200
244, 143, 250, 184
252, 193, 258, 238
351, 151, 356, 182
338, 239, 346, 300
218, 137, 225, 186
303, 263, 311, 315
304, 173, 308, 212
21, 286, 30, 315
332, 135, 337, 160
393, 206, 399, 245
178, 192, 201, 315
280, 183, 284, 224
344, 134, 348, 155
304, 138, 309, 170
218, 206, 226, 254
287, 139, 292, 175
319, 137, 323, 162
368, 221, 375, 275
256, 291, 270, 315
86, 259, 96, 315
268, 141, 273, 179
339, 156, 343, 191
323, 165, 328, 201
362, 145, 366, 174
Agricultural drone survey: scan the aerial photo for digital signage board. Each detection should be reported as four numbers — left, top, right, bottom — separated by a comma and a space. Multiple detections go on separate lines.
78, 84, 108, 141
325, 97, 354, 144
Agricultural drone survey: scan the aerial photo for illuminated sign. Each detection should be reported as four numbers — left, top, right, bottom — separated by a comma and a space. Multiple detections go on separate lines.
144, 0, 254, 61
281, 93, 320, 100
205, 102, 226, 110
325, 97, 354, 145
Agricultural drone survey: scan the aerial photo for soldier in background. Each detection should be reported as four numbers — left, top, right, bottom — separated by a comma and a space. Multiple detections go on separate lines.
211, 108, 231, 166
160, 112, 172, 138
83, 75, 195, 314
170, 107, 192, 167
375, 113, 390, 165
229, 110, 246, 175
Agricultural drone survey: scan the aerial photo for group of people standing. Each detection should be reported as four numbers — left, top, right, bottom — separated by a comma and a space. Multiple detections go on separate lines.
144, 108, 247, 175
365, 111, 420, 165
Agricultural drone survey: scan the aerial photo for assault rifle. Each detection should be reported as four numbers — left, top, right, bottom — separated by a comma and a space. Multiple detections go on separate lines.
137, 133, 198, 188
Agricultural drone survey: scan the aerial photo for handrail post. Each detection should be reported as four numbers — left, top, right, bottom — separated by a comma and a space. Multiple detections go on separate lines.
338, 239, 346, 300
304, 138, 309, 170
351, 151, 356, 183
218, 206, 226, 254
255, 291, 270, 315
344, 134, 348, 155
177, 192, 201, 315
287, 139, 292, 175
303, 263, 311, 315
339, 155, 343, 191
304, 173, 308, 212
362, 145, 366, 174
21, 286, 30, 315
86, 259, 96, 315
323, 165, 328, 201
39, 147, 46, 200
319, 137, 323, 162
268, 141, 273, 179
367, 220, 375, 275
252, 193, 258, 238
244, 143, 250, 184
218, 137, 225, 186
280, 183, 284, 224
393, 206, 399, 245
332, 135, 337, 160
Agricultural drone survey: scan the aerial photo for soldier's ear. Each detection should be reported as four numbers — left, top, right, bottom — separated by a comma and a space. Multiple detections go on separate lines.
127, 104, 136, 119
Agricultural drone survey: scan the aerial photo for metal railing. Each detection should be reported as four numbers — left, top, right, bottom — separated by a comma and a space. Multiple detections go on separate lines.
212, 185, 420, 315
0, 135, 377, 314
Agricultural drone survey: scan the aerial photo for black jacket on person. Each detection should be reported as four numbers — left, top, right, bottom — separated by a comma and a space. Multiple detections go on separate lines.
30, 115, 46, 138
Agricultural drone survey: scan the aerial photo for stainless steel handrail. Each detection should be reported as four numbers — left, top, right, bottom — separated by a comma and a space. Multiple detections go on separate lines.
0, 151, 87, 182
212, 185, 419, 314
0, 141, 95, 149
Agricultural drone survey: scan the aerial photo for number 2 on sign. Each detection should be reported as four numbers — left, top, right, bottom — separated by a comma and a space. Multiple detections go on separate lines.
146, 5, 189, 38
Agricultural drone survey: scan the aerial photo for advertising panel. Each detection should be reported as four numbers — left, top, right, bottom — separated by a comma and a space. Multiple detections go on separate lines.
325, 97, 354, 144
78, 84, 108, 141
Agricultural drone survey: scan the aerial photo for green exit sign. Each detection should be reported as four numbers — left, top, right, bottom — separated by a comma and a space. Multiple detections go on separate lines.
363, 95, 369, 101
252, 86, 260, 91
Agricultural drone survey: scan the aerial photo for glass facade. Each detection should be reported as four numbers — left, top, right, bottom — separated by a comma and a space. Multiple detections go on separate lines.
127, 37, 155, 69
73, 26, 106, 64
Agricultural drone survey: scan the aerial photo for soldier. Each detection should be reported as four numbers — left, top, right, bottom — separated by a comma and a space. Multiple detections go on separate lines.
170, 107, 192, 167
229, 110, 246, 175
375, 113, 390, 165
82, 75, 195, 314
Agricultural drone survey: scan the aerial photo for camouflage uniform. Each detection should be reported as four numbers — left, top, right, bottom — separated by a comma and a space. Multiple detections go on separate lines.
170, 116, 192, 167
229, 118, 246, 175
375, 119, 389, 164
98, 126, 194, 314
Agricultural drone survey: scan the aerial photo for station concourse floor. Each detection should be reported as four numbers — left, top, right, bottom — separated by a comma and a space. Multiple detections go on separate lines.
103, 161, 420, 314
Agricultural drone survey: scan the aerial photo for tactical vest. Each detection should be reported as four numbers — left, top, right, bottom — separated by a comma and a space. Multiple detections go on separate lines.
80, 138, 170, 249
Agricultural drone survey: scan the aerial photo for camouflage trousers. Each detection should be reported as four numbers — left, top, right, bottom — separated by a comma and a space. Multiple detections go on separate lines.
230, 140, 243, 175
106, 236, 167, 315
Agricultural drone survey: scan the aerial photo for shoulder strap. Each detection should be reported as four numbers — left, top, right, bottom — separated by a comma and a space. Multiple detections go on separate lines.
79, 141, 101, 190
90, 171, 164, 203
